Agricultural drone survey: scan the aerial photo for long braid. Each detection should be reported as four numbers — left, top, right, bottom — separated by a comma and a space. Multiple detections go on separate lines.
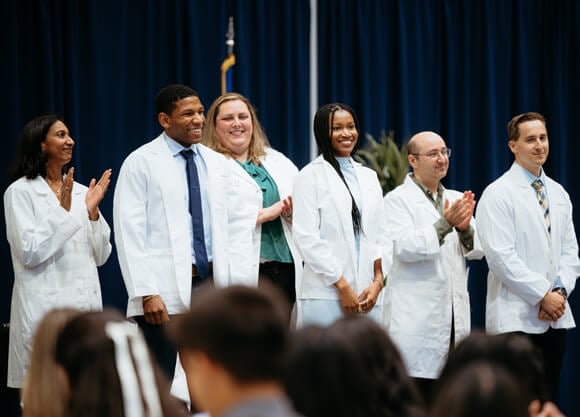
313, 103, 362, 236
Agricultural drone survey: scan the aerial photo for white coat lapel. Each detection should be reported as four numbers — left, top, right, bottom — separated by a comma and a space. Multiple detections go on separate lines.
322, 159, 358, 269
354, 164, 373, 232
229, 158, 260, 190
261, 149, 293, 198
148, 137, 190, 245
404, 176, 440, 221
198, 145, 230, 202
510, 165, 552, 241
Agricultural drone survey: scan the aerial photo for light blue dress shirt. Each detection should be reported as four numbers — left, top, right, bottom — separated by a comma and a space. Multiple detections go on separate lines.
164, 134, 213, 262
336, 157, 362, 263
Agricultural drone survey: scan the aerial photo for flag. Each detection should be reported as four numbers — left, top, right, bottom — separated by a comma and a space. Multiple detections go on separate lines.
221, 17, 235, 95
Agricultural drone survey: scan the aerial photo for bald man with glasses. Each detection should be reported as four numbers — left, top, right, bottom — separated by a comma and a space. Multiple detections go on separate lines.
381, 131, 484, 405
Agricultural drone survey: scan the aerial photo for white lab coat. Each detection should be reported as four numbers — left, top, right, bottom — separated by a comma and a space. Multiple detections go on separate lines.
224, 147, 302, 287
476, 163, 580, 334
4, 176, 111, 387
113, 135, 230, 317
382, 174, 483, 379
292, 156, 385, 305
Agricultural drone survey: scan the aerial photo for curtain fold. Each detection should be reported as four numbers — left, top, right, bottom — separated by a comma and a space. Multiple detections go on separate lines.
317, 0, 580, 411
1, 0, 580, 412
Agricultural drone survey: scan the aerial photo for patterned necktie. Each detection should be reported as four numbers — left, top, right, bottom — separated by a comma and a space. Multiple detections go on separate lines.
531, 179, 551, 235
180, 149, 209, 278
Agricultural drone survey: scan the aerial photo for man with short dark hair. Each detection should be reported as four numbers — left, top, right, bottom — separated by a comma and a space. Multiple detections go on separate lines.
170, 285, 300, 417
113, 84, 231, 382
476, 112, 580, 402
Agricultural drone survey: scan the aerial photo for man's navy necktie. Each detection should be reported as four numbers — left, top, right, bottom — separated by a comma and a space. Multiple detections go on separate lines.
180, 149, 209, 278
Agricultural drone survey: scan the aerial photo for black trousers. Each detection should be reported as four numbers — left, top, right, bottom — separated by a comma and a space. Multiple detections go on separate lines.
134, 274, 214, 381
133, 315, 177, 381
258, 261, 295, 319
512, 328, 567, 403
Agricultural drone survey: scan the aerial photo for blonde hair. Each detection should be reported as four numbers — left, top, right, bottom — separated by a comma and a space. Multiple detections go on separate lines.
202, 93, 270, 165
21, 308, 82, 417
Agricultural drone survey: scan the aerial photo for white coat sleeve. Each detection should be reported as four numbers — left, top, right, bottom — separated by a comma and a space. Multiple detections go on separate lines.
4, 184, 81, 268
556, 192, 580, 295
113, 156, 159, 299
88, 212, 112, 266
383, 192, 441, 263
476, 188, 550, 306
292, 171, 342, 286
461, 219, 485, 260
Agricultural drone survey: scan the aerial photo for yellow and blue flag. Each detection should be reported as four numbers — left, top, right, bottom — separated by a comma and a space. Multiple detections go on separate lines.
221, 17, 236, 95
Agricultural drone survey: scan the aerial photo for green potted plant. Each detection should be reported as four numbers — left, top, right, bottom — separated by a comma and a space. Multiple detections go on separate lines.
355, 130, 409, 195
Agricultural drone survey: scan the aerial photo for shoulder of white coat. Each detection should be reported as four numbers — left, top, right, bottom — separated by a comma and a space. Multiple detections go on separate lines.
198, 143, 224, 159
477, 174, 517, 217
263, 147, 299, 171
545, 175, 570, 199
294, 159, 326, 189
120, 135, 165, 166
479, 172, 512, 201
4, 176, 36, 198
383, 179, 411, 201
298, 156, 325, 173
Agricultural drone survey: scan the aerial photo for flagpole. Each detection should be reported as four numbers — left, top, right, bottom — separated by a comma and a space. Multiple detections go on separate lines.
309, 0, 318, 160
221, 17, 236, 95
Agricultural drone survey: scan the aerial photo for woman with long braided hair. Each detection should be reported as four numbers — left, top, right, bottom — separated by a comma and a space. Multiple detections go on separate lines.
292, 103, 387, 326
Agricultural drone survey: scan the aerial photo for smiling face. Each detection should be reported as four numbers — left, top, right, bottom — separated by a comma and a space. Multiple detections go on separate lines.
330, 110, 358, 157
41, 120, 74, 166
508, 119, 549, 177
159, 95, 205, 147
214, 99, 253, 161
408, 132, 449, 191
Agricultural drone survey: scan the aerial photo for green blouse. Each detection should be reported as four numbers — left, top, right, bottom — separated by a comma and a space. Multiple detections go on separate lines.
237, 160, 293, 263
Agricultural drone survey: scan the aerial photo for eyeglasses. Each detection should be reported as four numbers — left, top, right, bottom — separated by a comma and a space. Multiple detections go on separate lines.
411, 148, 452, 159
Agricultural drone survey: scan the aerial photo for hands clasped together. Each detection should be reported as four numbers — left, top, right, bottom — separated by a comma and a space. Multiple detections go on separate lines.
539, 290, 566, 322
335, 276, 382, 316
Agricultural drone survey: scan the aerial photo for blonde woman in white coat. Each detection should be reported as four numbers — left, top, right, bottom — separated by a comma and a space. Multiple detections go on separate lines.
203, 93, 302, 319
292, 103, 385, 326
4, 114, 111, 388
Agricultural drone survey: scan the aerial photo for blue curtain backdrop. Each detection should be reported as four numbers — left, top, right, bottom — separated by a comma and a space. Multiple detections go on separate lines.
0, 0, 310, 319
2, 0, 580, 414
317, 0, 580, 413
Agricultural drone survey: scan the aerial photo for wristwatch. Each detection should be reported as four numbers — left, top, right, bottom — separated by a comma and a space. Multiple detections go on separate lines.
553, 287, 568, 301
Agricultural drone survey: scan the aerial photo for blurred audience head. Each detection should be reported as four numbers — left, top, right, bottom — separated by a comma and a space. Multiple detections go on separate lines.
170, 284, 290, 414
329, 315, 425, 417
438, 332, 547, 404
284, 323, 374, 417
21, 308, 81, 417
54, 309, 181, 417
432, 361, 529, 417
